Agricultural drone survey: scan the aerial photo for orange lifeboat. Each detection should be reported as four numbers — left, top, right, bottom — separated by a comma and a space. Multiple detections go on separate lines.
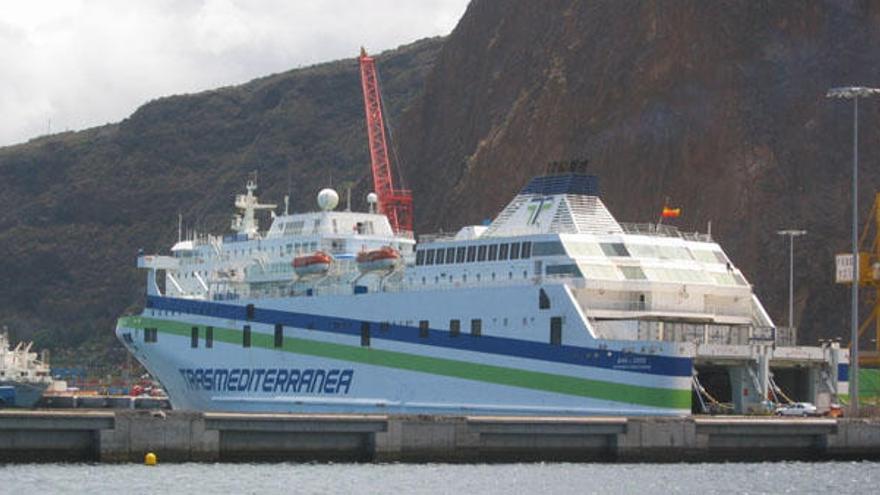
292, 251, 332, 276
356, 246, 400, 273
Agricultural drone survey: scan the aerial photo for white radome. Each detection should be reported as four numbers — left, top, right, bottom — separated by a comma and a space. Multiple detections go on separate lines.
366, 192, 378, 205
317, 188, 339, 211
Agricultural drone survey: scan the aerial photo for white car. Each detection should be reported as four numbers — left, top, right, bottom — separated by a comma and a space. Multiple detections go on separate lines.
774, 402, 818, 417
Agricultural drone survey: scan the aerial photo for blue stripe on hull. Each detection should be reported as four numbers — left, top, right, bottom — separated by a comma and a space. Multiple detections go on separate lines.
146, 296, 692, 377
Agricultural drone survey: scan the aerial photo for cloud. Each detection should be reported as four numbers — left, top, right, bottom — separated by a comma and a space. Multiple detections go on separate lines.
0, 0, 469, 146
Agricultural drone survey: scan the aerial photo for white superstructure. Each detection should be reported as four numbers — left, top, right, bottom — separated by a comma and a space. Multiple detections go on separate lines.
0, 331, 52, 407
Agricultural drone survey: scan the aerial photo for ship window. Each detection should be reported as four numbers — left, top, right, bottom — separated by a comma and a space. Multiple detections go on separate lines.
466, 246, 477, 262
620, 266, 647, 280
470, 319, 482, 337
546, 264, 581, 277
416, 250, 425, 266
600, 243, 630, 257
144, 327, 158, 343
456, 246, 466, 263
477, 245, 487, 261
488, 244, 498, 261
510, 242, 521, 259
243, 325, 251, 348
332, 219, 338, 233
521, 241, 532, 259
498, 243, 509, 260
539, 288, 550, 309
435, 249, 446, 264
419, 320, 429, 338
657, 245, 693, 261
580, 264, 621, 280
627, 244, 658, 258
711, 272, 738, 286
274, 324, 283, 348
532, 241, 565, 257
246, 304, 255, 320
206, 326, 213, 348
692, 250, 719, 263
360, 322, 370, 347
446, 247, 456, 263
450, 319, 461, 337
425, 249, 436, 265
191, 327, 199, 348
550, 317, 562, 345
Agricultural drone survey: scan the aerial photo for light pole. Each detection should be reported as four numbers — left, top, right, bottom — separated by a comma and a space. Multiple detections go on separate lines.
827, 86, 880, 416
777, 229, 807, 331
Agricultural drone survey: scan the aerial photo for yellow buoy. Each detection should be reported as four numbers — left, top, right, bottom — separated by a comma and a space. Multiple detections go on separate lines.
144, 452, 157, 466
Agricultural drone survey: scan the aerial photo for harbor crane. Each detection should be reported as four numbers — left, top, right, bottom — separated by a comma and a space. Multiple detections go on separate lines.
358, 47, 414, 235
835, 192, 880, 366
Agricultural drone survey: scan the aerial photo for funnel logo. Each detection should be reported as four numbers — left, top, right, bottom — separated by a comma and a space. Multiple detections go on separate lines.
527, 197, 554, 225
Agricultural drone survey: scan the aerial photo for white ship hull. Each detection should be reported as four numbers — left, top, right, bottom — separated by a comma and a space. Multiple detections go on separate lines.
117, 283, 694, 416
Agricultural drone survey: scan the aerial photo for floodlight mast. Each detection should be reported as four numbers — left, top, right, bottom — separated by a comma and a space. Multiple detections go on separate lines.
826, 85, 880, 415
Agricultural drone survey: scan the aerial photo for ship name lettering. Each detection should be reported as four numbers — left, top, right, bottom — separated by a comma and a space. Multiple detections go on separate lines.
178, 367, 354, 395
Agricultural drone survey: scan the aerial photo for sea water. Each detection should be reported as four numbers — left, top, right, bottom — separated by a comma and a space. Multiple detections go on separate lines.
0, 461, 876, 494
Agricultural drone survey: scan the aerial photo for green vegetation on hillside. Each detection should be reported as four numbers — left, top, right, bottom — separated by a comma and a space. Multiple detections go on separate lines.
0, 38, 443, 368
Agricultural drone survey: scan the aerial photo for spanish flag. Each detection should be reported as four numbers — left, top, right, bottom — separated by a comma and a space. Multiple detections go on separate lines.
661, 206, 681, 218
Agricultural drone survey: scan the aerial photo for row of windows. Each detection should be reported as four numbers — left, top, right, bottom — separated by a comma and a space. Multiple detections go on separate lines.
212, 241, 320, 259
415, 239, 729, 268
184, 323, 283, 349
152, 313, 563, 349
190, 326, 215, 348
416, 241, 533, 266
599, 242, 729, 264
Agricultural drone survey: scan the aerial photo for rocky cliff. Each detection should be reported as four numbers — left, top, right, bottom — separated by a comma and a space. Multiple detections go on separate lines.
0, 38, 442, 361
397, 0, 880, 345
2, 1, 879, 362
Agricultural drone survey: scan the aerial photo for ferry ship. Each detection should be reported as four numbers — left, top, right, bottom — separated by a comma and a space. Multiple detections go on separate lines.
116, 173, 847, 416
0, 331, 53, 407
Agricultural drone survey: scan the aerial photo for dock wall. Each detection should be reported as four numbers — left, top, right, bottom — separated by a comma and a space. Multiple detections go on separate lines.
1, 411, 879, 463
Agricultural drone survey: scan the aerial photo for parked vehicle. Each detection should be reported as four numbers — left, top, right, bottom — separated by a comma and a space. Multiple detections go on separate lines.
774, 402, 818, 417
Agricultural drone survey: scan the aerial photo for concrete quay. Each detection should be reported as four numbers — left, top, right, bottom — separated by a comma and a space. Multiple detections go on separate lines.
0, 411, 879, 463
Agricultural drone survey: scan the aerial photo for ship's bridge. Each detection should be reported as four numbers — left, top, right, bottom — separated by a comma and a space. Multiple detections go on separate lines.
265, 210, 398, 240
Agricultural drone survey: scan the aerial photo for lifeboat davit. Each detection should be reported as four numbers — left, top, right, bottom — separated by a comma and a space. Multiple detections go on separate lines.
356, 246, 400, 273
292, 251, 332, 276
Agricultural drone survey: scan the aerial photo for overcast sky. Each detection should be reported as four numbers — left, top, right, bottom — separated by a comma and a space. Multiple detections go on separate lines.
0, 0, 469, 147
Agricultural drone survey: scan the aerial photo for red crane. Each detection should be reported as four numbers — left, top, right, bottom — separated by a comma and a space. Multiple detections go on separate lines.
358, 47, 413, 235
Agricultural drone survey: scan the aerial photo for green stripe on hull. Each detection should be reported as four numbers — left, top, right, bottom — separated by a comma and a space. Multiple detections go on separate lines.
119, 316, 691, 410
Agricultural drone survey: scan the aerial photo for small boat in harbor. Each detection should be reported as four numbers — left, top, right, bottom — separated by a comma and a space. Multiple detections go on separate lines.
0, 331, 52, 408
